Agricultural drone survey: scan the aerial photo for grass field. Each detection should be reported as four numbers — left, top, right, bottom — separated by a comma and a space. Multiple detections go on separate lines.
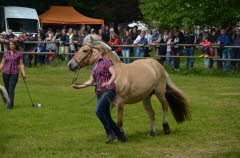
0, 62, 240, 158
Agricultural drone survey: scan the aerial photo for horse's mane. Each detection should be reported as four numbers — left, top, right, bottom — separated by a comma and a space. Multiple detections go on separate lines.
83, 34, 121, 63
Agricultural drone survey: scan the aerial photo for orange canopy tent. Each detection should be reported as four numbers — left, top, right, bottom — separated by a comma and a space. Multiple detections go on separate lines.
39, 6, 104, 24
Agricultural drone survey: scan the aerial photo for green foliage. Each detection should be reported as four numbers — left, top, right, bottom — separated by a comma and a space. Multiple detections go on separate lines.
139, 0, 240, 29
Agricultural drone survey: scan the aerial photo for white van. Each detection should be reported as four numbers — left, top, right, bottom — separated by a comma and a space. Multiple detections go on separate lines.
0, 6, 40, 36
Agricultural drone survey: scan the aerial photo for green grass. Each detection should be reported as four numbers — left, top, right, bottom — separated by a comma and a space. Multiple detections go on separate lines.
0, 62, 240, 158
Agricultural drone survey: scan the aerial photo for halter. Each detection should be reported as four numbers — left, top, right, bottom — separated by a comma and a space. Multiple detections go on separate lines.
71, 47, 93, 85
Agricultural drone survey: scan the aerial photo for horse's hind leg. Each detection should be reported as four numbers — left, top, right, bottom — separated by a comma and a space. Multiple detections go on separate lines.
155, 89, 171, 135
142, 96, 157, 136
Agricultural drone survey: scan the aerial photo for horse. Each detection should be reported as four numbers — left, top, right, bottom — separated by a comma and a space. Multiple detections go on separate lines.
68, 35, 191, 136
0, 85, 9, 106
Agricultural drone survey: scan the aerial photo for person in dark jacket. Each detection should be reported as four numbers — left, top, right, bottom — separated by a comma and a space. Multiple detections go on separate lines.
172, 31, 184, 70
33, 36, 46, 65
231, 28, 240, 70
183, 28, 195, 69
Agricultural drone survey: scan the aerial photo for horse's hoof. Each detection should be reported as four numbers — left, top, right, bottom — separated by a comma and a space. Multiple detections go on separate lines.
162, 123, 171, 135
149, 130, 157, 136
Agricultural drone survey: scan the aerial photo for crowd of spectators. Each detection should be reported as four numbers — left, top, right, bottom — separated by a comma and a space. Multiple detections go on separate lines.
0, 24, 239, 71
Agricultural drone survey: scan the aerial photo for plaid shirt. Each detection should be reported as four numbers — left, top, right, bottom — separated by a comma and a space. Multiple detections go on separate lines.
3, 50, 23, 74
92, 58, 116, 95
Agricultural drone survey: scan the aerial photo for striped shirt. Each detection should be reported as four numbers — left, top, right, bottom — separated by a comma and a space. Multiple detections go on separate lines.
3, 50, 23, 75
92, 58, 116, 95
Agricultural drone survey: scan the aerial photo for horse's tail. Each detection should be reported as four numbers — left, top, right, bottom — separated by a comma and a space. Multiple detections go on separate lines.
165, 72, 191, 123
0, 85, 9, 106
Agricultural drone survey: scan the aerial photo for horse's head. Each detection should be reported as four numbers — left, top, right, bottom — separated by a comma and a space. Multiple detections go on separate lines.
68, 35, 100, 71
68, 44, 95, 71
68, 34, 119, 71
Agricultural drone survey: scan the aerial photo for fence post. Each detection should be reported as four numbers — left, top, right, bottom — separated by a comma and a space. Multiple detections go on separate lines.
215, 47, 221, 70
155, 46, 159, 56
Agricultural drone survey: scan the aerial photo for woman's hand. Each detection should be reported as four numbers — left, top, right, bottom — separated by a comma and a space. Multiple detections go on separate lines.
102, 82, 111, 87
71, 84, 80, 89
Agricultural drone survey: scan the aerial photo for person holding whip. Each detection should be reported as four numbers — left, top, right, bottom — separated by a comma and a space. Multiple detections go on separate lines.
0, 41, 26, 109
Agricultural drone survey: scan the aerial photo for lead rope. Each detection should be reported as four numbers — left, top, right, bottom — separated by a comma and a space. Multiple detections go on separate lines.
72, 70, 97, 106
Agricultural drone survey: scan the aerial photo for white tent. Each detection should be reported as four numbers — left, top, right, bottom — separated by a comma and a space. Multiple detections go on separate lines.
128, 21, 148, 30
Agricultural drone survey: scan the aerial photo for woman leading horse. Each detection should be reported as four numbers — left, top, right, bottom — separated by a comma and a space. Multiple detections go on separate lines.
71, 45, 127, 143
69, 35, 191, 140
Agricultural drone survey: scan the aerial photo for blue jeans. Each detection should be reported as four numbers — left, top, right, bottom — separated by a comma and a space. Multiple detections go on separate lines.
184, 48, 194, 68
96, 89, 123, 137
222, 48, 232, 71
2, 73, 18, 109
23, 54, 28, 66
201, 48, 210, 68
166, 51, 174, 68
137, 47, 145, 57
122, 49, 130, 64
133, 47, 138, 60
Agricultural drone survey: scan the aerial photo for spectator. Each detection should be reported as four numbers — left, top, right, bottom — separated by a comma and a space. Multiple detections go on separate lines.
78, 24, 88, 36
199, 35, 212, 69
36, 27, 45, 41
98, 29, 103, 40
60, 30, 69, 45
68, 28, 74, 60
45, 31, 56, 64
120, 31, 132, 64
54, 29, 61, 41
102, 25, 110, 42
18, 32, 28, 66
183, 27, 195, 69
209, 28, 218, 43
149, 28, 161, 46
133, 29, 152, 45
172, 30, 184, 70
216, 28, 232, 71
26, 33, 36, 67
137, 32, 148, 57
159, 29, 169, 65
5, 29, 16, 41
72, 30, 79, 53
165, 32, 173, 68
108, 33, 121, 56
90, 29, 96, 35
33, 36, 46, 65
79, 32, 86, 45
231, 28, 240, 70
130, 27, 139, 59
86, 25, 91, 34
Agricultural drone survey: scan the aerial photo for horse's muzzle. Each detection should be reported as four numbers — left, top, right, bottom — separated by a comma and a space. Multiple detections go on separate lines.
68, 61, 78, 71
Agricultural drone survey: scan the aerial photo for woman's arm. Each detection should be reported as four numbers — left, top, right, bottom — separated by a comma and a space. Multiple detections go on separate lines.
71, 75, 95, 89
102, 66, 117, 87
0, 58, 5, 72
19, 58, 26, 80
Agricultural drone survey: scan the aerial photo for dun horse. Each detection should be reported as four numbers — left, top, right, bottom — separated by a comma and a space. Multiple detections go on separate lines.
68, 35, 191, 136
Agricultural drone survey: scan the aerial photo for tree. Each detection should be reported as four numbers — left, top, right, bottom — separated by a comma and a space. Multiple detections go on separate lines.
139, 0, 240, 29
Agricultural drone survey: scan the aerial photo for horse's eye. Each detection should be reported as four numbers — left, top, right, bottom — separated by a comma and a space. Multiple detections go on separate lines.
83, 50, 88, 53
